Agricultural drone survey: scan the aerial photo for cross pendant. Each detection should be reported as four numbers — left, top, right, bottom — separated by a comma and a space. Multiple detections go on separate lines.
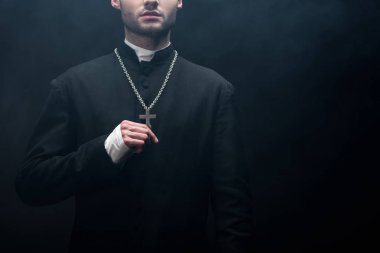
139, 108, 156, 129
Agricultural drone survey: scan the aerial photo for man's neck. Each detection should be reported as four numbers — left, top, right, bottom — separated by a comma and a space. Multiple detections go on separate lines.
124, 38, 171, 62
124, 30, 171, 51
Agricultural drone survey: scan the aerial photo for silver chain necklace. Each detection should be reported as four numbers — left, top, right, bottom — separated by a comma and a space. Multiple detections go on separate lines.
114, 48, 178, 128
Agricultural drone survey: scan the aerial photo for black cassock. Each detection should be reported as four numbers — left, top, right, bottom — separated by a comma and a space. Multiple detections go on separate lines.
16, 44, 252, 253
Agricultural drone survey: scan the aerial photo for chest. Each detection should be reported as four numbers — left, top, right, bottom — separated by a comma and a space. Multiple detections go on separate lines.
68, 65, 217, 146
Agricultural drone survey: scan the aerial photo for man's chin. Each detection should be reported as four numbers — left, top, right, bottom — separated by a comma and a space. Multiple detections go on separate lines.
140, 23, 163, 31
137, 25, 169, 37
125, 21, 172, 38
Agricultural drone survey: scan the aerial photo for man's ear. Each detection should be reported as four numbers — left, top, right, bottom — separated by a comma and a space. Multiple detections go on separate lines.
178, 0, 183, 9
111, 0, 121, 10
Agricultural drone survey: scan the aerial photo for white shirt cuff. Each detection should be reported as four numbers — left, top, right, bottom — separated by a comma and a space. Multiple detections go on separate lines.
104, 124, 130, 164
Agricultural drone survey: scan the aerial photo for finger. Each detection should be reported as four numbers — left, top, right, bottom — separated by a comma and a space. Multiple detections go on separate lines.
123, 137, 145, 147
122, 126, 151, 135
125, 131, 149, 141
123, 129, 157, 144
120, 120, 150, 130
120, 121, 159, 143
120, 120, 132, 129
146, 128, 159, 143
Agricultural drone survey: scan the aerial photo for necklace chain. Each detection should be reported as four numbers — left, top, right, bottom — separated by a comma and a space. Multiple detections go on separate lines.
114, 48, 178, 111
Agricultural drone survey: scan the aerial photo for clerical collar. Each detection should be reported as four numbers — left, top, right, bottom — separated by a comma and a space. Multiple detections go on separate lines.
124, 38, 171, 62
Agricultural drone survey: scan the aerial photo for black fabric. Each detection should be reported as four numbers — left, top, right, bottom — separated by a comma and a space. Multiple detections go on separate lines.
15, 43, 253, 253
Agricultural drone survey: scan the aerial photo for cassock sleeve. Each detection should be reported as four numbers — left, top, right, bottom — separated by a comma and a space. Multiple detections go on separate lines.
15, 80, 122, 206
211, 82, 253, 253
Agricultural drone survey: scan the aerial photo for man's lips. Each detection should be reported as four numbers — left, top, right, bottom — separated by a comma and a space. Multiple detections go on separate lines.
140, 11, 162, 17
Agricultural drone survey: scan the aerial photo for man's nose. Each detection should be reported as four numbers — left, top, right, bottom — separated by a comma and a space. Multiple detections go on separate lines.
144, 0, 159, 10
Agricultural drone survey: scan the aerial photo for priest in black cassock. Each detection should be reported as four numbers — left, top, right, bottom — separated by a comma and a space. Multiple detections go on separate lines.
15, 0, 253, 252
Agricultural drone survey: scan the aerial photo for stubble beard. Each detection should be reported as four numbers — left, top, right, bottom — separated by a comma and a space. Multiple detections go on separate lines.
123, 15, 176, 39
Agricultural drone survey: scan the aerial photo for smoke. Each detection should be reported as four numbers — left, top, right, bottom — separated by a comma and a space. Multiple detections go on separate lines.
0, 0, 379, 252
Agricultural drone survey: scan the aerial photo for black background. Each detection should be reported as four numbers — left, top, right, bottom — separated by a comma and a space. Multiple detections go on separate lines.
0, 0, 379, 252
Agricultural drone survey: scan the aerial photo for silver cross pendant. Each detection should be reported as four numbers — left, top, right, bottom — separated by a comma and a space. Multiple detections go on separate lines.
139, 108, 156, 129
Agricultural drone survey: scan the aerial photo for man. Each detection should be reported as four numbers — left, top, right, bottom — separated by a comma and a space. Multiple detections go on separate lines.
15, 0, 253, 252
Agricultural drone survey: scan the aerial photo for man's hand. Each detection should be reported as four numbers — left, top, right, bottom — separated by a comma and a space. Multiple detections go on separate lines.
120, 120, 159, 154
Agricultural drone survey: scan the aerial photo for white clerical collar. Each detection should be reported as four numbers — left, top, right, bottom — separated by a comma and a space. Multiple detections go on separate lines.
124, 38, 171, 62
